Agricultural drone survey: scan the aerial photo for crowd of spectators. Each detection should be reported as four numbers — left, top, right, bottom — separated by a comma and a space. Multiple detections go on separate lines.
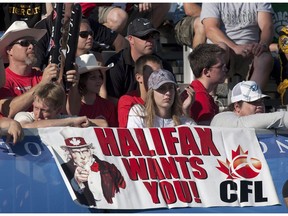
0, 2, 286, 141
1, 2, 288, 207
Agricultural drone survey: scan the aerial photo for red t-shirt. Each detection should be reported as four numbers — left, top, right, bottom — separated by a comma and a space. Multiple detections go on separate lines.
80, 3, 113, 17
0, 67, 42, 116
181, 79, 219, 124
117, 90, 144, 128
79, 94, 118, 127
0, 67, 42, 99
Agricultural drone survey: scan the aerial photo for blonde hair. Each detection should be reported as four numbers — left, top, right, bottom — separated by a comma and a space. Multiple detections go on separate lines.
34, 82, 66, 110
144, 86, 183, 127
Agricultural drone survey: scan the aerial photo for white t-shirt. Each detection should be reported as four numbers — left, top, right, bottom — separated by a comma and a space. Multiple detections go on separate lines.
127, 104, 197, 128
14, 111, 69, 123
210, 111, 288, 129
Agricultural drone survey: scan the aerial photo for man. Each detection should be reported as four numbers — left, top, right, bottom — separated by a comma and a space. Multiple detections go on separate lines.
105, 17, 172, 103
0, 21, 59, 118
122, 3, 171, 36
60, 129, 126, 207
117, 54, 162, 127
210, 80, 288, 129
14, 82, 107, 128
200, 3, 274, 90
181, 43, 228, 125
0, 3, 48, 31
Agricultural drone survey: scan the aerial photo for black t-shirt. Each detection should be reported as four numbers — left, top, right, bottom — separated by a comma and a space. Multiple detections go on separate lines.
0, 3, 45, 31
105, 46, 173, 99
33, 13, 119, 69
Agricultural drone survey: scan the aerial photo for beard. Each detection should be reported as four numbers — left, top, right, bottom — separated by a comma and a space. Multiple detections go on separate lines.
25, 54, 37, 66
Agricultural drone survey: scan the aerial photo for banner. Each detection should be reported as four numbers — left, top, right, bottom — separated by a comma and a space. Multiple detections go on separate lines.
36, 126, 280, 210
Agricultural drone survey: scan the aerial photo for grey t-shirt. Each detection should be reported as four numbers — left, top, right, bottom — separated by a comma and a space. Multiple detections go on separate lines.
200, 3, 274, 44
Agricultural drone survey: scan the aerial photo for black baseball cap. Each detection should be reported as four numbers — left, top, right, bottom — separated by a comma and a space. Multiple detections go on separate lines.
127, 18, 159, 37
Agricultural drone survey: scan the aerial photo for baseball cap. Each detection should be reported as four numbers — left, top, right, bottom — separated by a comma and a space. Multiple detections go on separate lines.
127, 18, 159, 37
148, 69, 176, 90
231, 81, 269, 103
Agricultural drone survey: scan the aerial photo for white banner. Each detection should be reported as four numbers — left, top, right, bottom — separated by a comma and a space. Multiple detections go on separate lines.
38, 126, 280, 209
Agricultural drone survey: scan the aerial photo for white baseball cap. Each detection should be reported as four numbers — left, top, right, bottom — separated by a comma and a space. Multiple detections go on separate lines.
231, 81, 269, 103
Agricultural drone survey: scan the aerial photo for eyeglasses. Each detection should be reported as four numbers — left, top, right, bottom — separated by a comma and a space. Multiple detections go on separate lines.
137, 33, 159, 41
209, 63, 228, 71
10, 39, 37, 47
79, 31, 94, 38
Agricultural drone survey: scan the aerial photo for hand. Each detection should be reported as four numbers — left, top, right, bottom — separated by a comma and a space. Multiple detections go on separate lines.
138, 3, 152, 12
250, 42, 268, 57
75, 166, 89, 185
233, 44, 253, 58
65, 66, 79, 87
182, 86, 195, 116
70, 116, 90, 127
41, 63, 59, 84
7, 120, 24, 144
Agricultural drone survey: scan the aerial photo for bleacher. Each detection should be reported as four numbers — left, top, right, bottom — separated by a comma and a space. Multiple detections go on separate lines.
154, 3, 282, 112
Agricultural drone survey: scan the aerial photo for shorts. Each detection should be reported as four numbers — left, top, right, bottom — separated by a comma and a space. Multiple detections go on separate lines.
229, 52, 254, 81
174, 16, 196, 48
90, 6, 117, 24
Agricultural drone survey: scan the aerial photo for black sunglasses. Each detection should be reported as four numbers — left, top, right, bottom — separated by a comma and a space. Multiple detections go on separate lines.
79, 31, 94, 38
10, 39, 37, 47
138, 33, 159, 41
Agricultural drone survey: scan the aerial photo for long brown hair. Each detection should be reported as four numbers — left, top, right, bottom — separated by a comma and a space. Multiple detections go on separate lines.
144, 86, 183, 127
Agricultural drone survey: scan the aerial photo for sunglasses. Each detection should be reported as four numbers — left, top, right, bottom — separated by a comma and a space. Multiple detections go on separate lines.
10, 39, 37, 47
79, 31, 94, 38
138, 33, 159, 41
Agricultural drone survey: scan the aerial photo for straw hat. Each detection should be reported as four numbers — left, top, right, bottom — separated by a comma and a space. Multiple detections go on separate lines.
0, 21, 47, 63
75, 53, 114, 74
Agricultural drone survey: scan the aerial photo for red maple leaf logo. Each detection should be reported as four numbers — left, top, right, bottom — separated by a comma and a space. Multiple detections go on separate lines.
216, 145, 262, 179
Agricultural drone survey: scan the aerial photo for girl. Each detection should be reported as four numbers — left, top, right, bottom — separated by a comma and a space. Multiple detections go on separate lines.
75, 53, 117, 127
127, 69, 196, 127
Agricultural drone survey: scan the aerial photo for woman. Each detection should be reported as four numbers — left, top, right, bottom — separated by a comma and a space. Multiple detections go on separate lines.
127, 69, 196, 128
75, 53, 117, 127
66, 20, 109, 116
76, 19, 106, 97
